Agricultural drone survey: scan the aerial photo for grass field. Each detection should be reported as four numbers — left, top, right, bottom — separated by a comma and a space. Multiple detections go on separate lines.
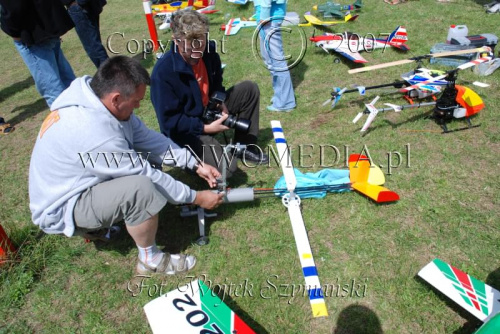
1, 0, 499, 333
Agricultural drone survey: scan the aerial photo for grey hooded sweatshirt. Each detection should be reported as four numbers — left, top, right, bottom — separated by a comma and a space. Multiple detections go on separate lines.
29, 76, 198, 237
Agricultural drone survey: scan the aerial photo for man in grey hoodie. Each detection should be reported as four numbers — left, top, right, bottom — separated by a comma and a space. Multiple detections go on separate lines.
29, 56, 223, 275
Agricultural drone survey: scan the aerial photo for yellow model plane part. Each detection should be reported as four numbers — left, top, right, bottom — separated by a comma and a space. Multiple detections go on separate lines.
299, 12, 357, 27
152, 1, 188, 13
349, 154, 400, 203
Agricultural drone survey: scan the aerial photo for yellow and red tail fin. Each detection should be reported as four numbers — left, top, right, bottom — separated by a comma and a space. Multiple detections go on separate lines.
349, 154, 400, 203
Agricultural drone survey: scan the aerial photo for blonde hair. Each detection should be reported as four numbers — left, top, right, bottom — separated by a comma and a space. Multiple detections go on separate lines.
171, 10, 209, 40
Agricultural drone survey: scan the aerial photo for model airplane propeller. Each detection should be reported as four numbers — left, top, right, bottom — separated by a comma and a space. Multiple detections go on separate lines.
418, 259, 500, 333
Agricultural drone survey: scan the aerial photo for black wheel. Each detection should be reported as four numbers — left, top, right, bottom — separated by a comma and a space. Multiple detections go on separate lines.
334, 58, 341, 64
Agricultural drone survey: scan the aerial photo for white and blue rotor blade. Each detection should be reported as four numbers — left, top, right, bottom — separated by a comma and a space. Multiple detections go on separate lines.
271, 121, 328, 318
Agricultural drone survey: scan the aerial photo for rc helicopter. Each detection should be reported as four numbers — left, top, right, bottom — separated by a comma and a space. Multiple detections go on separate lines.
325, 46, 491, 109
350, 51, 492, 134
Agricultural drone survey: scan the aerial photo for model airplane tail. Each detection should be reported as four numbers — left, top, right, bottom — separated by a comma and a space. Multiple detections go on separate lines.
418, 259, 500, 323
348, 154, 400, 203
385, 26, 409, 51
144, 279, 256, 333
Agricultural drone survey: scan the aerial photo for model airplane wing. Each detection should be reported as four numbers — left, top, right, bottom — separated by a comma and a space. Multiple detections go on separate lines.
336, 47, 368, 63
301, 12, 357, 27
223, 18, 257, 36
418, 259, 500, 323
144, 279, 256, 334
348, 154, 400, 203
271, 121, 328, 318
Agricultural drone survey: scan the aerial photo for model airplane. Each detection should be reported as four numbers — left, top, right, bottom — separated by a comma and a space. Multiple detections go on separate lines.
155, 0, 218, 30
221, 12, 299, 36
144, 279, 256, 333
418, 259, 500, 333
313, 0, 363, 19
310, 26, 409, 64
299, 11, 358, 27
226, 0, 252, 4
153, 0, 216, 15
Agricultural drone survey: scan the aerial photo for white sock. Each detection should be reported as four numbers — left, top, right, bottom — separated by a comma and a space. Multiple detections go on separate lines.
137, 244, 164, 269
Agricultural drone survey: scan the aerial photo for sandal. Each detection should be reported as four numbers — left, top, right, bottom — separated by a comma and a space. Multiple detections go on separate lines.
136, 253, 197, 275
0, 122, 15, 135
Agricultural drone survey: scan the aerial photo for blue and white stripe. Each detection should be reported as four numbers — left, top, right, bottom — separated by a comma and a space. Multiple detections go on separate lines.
271, 121, 328, 317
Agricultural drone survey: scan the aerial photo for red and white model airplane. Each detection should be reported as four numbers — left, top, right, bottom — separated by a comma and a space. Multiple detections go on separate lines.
310, 26, 409, 63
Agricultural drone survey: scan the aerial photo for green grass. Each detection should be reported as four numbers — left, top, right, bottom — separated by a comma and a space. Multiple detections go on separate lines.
1, 0, 499, 333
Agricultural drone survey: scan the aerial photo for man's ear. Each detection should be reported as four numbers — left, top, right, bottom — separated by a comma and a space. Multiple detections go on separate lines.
110, 92, 121, 108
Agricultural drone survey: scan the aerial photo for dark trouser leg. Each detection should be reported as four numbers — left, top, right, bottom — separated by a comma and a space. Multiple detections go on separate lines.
224, 81, 260, 146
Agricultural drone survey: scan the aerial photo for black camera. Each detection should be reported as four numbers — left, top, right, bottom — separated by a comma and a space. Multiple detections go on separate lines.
202, 92, 251, 133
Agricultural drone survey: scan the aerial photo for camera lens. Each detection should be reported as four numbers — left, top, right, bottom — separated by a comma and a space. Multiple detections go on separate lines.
223, 116, 251, 133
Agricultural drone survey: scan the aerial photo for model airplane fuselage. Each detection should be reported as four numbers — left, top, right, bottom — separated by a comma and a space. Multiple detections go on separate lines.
313, 0, 362, 19
310, 26, 409, 63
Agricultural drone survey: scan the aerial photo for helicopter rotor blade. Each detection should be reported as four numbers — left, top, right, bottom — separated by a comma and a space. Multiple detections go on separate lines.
348, 46, 492, 74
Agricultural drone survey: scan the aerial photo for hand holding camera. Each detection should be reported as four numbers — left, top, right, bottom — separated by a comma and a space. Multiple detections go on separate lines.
202, 92, 251, 134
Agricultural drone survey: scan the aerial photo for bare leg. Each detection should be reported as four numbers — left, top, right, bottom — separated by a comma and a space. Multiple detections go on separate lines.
126, 214, 158, 248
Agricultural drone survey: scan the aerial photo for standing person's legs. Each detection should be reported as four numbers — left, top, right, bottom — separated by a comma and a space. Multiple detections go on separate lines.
258, 13, 295, 111
52, 39, 76, 88
73, 175, 196, 275
14, 38, 75, 107
67, 5, 109, 68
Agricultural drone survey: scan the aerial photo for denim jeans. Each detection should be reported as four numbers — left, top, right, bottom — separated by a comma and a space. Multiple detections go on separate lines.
257, 7, 296, 110
67, 4, 108, 68
14, 38, 75, 107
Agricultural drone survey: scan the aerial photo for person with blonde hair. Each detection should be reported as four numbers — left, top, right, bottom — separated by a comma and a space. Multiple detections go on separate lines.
151, 10, 269, 178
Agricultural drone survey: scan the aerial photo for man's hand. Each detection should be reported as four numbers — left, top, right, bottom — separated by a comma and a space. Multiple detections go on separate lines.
193, 190, 224, 210
195, 162, 221, 188
203, 113, 230, 134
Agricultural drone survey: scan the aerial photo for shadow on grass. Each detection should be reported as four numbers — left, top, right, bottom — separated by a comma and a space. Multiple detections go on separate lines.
333, 304, 383, 334
7, 98, 48, 126
414, 275, 482, 334
0, 76, 34, 102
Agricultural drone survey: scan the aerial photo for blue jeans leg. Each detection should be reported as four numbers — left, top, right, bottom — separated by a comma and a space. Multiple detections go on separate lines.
68, 5, 109, 68
14, 38, 76, 107
259, 24, 296, 110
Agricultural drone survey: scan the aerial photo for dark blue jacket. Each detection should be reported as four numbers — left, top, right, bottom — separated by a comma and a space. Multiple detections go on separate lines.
151, 41, 225, 148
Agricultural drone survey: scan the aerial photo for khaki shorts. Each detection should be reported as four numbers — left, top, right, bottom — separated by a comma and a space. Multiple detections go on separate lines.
73, 175, 167, 233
